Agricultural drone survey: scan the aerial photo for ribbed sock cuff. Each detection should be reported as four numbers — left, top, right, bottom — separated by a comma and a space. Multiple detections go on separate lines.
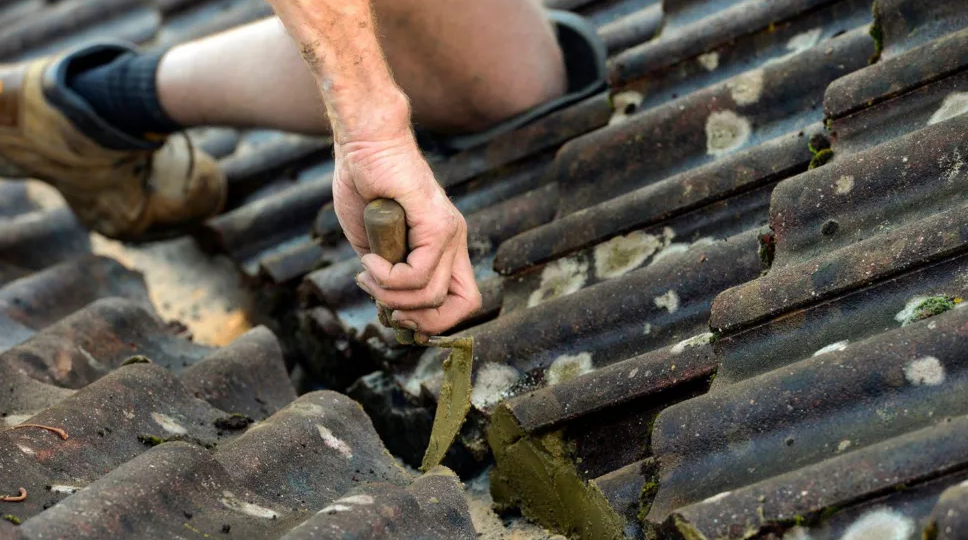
67, 49, 182, 141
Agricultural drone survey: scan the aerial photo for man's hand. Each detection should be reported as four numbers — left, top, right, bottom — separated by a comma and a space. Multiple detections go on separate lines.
334, 119, 482, 337
265, 0, 482, 336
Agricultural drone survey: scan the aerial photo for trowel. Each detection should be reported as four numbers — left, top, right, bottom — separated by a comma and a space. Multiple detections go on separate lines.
363, 198, 474, 472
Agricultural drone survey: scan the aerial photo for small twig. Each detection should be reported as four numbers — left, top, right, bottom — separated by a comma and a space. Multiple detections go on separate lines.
8, 424, 69, 440
1, 488, 26, 503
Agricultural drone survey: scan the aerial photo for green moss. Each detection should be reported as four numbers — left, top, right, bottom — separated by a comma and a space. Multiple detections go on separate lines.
637, 460, 661, 524
139, 434, 217, 450
924, 520, 939, 540
486, 406, 626, 540
2, 515, 20, 526
122, 355, 152, 366
910, 296, 958, 324
758, 233, 776, 271
809, 149, 834, 170
869, 1, 884, 64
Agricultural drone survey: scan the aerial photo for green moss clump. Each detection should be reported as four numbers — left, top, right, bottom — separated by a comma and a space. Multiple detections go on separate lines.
122, 355, 152, 366
758, 233, 776, 271
869, 1, 884, 64
809, 149, 834, 170
924, 520, 939, 540
911, 297, 958, 324
637, 460, 661, 524
139, 434, 217, 450
2, 515, 21, 526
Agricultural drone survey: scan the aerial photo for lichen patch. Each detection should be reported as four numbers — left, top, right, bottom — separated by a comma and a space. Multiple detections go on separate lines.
470, 363, 520, 410
654, 290, 680, 313
904, 356, 945, 386
221, 492, 281, 519
840, 509, 914, 540
2, 414, 32, 427
835, 175, 855, 194
702, 491, 731, 504
336, 495, 374, 506
49, 485, 81, 494
671, 333, 714, 355
546, 353, 594, 386
151, 412, 188, 435
929, 92, 968, 126
727, 69, 765, 106
594, 231, 668, 280
527, 257, 588, 308
317, 425, 354, 458
697, 51, 719, 71
288, 401, 326, 418
705, 110, 751, 157
813, 340, 849, 357
608, 91, 645, 126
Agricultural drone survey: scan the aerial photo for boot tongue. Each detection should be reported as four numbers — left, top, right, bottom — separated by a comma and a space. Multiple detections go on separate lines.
41, 42, 165, 152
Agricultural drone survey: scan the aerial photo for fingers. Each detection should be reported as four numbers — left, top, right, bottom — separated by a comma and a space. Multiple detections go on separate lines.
390, 245, 482, 336
356, 242, 457, 310
360, 189, 462, 290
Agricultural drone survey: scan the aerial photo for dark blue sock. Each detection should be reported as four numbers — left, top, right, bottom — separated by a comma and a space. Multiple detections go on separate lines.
67, 50, 183, 141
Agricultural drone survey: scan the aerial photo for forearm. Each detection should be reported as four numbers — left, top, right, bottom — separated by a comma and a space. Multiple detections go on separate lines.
265, 0, 410, 143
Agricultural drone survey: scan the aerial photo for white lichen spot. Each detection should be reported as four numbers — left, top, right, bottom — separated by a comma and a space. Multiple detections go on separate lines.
628, 368, 639, 379
783, 526, 813, 540
288, 401, 326, 418
895, 296, 927, 326
320, 504, 351, 514
49, 485, 81, 494
697, 51, 720, 71
151, 412, 187, 435
929, 92, 968, 126
786, 28, 823, 54
317, 425, 353, 458
221, 492, 280, 519
654, 290, 681, 314
16, 444, 34, 456
727, 69, 765, 106
336, 495, 374, 506
3, 414, 32, 427
527, 258, 588, 308
643, 323, 653, 335
651, 243, 691, 265
835, 175, 855, 194
904, 356, 945, 386
594, 231, 665, 279
705, 110, 752, 157
836, 440, 852, 453
765, 28, 824, 67
840, 509, 914, 540
671, 333, 714, 355
813, 340, 849, 357
470, 363, 520, 410
702, 491, 732, 504
608, 91, 645, 126
546, 352, 594, 386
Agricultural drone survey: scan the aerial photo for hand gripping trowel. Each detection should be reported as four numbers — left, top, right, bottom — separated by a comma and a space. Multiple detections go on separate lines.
363, 198, 474, 472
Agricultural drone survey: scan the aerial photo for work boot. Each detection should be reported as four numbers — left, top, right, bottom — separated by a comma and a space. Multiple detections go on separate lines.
0, 43, 225, 241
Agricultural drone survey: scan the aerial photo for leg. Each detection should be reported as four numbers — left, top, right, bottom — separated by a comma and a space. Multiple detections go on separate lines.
157, 0, 566, 135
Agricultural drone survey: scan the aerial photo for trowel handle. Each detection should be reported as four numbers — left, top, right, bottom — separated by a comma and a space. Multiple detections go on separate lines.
364, 199, 408, 264
363, 199, 415, 344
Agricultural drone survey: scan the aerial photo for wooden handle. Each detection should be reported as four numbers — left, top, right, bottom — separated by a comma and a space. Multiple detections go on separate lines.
363, 199, 415, 344
364, 199, 408, 264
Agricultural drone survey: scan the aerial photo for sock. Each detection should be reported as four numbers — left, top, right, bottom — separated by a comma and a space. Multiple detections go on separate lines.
67, 50, 183, 141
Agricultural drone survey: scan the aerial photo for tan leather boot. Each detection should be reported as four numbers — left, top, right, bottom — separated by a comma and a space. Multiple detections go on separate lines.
0, 43, 226, 241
